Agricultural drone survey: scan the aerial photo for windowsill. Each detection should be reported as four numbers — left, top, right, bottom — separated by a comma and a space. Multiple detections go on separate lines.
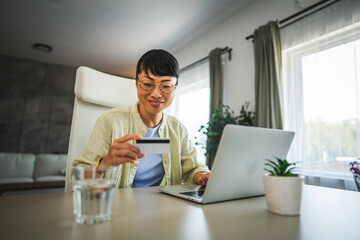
296, 169, 354, 181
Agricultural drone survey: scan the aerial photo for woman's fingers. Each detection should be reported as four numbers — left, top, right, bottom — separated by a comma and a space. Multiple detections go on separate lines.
199, 172, 211, 186
112, 149, 141, 160
102, 134, 144, 166
113, 155, 137, 164
114, 134, 142, 144
112, 142, 142, 157
105, 150, 142, 166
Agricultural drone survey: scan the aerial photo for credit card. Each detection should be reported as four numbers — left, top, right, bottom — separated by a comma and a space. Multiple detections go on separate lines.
136, 138, 170, 154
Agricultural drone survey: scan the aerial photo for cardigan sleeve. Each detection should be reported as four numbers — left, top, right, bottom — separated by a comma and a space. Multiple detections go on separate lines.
180, 125, 210, 184
72, 116, 112, 168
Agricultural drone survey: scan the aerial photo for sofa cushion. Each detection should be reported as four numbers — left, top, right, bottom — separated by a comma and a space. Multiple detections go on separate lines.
0, 177, 34, 184
35, 176, 66, 182
0, 153, 36, 178
34, 154, 67, 178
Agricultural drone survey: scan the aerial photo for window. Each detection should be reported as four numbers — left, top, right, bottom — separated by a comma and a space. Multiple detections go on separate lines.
282, 2, 360, 180
301, 35, 360, 178
166, 60, 210, 164
302, 39, 360, 164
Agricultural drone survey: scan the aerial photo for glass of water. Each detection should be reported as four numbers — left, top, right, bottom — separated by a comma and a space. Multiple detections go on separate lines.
72, 166, 119, 224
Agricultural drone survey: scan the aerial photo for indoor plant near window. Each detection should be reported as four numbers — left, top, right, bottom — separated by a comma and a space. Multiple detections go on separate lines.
196, 102, 255, 168
349, 159, 360, 192
263, 157, 303, 216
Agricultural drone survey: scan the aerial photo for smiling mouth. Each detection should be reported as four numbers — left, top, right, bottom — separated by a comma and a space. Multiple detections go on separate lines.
148, 100, 163, 107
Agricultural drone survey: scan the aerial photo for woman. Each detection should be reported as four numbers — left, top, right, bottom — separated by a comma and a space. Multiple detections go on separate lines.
72, 49, 210, 188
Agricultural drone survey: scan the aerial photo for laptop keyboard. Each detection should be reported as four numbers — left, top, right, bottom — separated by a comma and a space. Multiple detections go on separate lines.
180, 190, 205, 199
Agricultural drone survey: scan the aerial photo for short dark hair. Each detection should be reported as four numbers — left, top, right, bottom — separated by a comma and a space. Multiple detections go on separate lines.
136, 49, 179, 84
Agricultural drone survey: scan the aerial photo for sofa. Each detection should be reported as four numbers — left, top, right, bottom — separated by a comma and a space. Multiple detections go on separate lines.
0, 152, 67, 196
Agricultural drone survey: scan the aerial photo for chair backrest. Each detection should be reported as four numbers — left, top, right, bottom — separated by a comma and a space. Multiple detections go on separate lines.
65, 66, 138, 192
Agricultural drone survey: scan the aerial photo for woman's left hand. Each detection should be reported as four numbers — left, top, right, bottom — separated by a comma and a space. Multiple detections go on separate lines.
193, 171, 211, 186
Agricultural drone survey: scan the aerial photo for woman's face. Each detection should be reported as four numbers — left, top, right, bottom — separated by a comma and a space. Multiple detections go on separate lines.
136, 70, 177, 118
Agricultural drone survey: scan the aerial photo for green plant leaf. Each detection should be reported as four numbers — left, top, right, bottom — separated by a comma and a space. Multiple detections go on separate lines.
263, 156, 297, 177
265, 159, 278, 168
194, 102, 255, 163
284, 167, 297, 176
264, 168, 276, 175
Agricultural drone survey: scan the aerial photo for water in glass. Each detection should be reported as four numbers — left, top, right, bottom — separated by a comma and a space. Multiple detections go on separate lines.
73, 179, 115, 224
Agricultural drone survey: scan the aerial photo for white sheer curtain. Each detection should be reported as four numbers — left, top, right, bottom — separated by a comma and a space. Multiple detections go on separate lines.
166, 60, 210, 165
281, 0, 360, 181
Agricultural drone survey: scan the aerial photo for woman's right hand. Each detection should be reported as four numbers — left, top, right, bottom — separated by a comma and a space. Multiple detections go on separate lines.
100, 134, 145, 166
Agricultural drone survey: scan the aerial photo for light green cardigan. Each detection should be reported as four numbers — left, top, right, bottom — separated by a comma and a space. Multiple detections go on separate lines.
72, 102, 210, 188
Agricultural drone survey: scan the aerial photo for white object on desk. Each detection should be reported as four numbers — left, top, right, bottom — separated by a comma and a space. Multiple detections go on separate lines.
159, 124, 295, 204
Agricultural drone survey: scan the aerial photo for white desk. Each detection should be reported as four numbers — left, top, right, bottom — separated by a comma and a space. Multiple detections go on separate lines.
0, 185, 359, 240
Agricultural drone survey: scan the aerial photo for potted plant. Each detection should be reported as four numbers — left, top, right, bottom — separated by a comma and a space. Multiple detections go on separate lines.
349, 160, 360, 192
263, 157, 303, 216
196, 102, 255, 168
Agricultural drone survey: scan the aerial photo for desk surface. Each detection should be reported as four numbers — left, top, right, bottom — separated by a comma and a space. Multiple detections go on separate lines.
0, 185, 359, 240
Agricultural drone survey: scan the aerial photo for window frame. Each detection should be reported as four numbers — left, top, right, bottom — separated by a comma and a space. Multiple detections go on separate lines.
282, 23, 360, 180
165, 60, 210, 165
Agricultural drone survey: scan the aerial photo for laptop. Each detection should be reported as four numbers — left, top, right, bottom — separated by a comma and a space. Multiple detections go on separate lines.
159, 124, 295, 204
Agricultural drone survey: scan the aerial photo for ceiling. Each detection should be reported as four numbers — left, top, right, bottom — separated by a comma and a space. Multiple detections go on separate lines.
0, 0, 254, 78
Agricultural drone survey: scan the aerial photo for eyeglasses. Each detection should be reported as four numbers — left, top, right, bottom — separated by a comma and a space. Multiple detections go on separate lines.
137, 80, 176, 94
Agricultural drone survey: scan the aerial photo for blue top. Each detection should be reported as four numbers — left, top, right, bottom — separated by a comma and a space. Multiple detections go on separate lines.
132, 123, 165, 187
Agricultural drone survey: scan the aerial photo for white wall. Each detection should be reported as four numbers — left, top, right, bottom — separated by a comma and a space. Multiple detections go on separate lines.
174, 0, 301, 113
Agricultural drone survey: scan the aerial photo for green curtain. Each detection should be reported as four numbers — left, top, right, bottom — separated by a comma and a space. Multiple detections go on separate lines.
253, 21, 283, 129
207, 48, 223, 169
209, 48, 223, 117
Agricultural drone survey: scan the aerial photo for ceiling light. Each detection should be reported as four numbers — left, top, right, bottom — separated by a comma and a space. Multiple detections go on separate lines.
32, 43, 53, 53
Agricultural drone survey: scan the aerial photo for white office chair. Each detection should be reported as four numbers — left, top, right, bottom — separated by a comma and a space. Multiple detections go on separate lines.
65, 67, 138, 192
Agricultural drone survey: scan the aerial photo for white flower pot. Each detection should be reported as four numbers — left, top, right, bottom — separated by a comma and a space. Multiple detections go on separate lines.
263, 175, 304, 216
